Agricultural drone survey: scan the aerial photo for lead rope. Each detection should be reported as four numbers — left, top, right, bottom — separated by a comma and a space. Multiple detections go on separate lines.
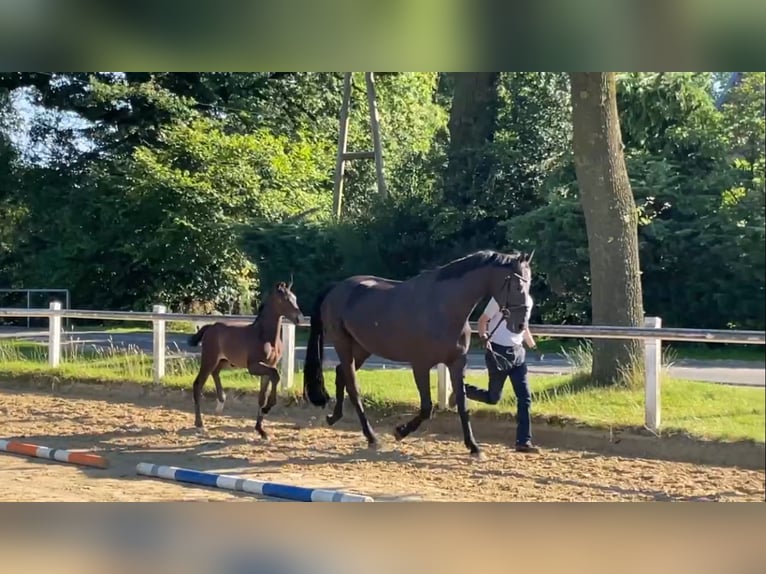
483, 277, 513, 371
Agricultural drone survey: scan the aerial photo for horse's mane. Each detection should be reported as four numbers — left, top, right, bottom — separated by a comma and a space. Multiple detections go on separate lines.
250, 301, 265, 324
433, 250, 522, 282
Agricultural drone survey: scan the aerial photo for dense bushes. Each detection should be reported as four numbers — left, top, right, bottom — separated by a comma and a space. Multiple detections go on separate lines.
1, 72, 763, 329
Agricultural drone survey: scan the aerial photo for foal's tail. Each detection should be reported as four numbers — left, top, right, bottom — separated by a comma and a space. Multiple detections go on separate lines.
302, 284, 334, 407
188, 324, 211, 347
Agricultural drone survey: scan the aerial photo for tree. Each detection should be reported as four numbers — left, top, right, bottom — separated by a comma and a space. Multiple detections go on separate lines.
431, 73, 501, 254
569, 72, 645, 385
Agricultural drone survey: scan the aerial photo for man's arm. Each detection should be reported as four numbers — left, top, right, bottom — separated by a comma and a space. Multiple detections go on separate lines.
523, 327, 537, 350
478, 313, 491, 344
477, 298, 498, 347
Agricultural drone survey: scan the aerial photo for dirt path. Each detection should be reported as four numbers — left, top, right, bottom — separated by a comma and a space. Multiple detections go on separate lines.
0, 382, 763, 501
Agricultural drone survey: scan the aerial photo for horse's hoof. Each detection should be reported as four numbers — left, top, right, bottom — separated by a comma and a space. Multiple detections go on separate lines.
215, 400, 225, 414
256, 428, 269, 441
471, 450, 486, 461
393, 425, 407, 441
255, 425, 269, 442
367, 440, 380, 451
326, 414, 340, 426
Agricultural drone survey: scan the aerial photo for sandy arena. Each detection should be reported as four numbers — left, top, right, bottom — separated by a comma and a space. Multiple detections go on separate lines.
1, 380, 764, 502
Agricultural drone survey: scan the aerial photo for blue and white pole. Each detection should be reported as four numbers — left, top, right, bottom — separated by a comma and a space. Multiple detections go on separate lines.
136, 463, 374, 502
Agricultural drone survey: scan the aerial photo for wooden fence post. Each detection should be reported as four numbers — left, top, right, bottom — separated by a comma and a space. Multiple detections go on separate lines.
152, 304, 166, 384
644, 316, 662, 431
365, 72, 387, 199
280, 322, 296, 390
48, 301, 62, 368
437, 363, 452, 410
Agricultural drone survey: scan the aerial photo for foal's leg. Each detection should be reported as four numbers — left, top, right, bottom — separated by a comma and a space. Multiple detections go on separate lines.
447, 354, 482, 457
247, 361, 280, 440
327, 347, 370, 426
212, 360, 227, 414
336, 338, 377, 447
394, 364, 433, 440
263, 363, 280, 413
255, 374, 271, 440
192, 355, 216, 429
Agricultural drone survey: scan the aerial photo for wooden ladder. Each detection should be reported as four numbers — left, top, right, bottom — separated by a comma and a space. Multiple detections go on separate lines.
332, 72, 387, 219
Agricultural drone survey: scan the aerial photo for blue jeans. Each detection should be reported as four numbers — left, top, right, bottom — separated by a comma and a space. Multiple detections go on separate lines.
464, 343, 532, 446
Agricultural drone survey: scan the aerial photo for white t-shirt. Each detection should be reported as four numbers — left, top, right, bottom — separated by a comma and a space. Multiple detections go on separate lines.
482, 296, 532, 347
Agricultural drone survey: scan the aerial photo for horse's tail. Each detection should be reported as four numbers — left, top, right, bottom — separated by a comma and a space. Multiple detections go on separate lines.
302, 284, 334, 407
188, 324, 212, 347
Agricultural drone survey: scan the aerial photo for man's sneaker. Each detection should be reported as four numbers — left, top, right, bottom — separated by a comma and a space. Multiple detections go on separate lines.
515, 443, 541, 454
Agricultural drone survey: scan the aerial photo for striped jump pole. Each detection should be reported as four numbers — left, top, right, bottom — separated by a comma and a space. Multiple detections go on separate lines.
0, 439, 109, 469
136, 463, 374, 502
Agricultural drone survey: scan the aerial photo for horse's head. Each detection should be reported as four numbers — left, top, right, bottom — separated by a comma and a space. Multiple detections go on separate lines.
490, 251, 534, 334
269, 280, 303, 324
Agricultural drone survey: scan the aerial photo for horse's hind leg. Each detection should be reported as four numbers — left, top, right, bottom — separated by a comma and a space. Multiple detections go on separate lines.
336, 339, 377, 447
212, 360, 227, 414
394, 364, 433, 440
327, 347, 369, 426
192, 358, 216, 428
326, 365, 345, 426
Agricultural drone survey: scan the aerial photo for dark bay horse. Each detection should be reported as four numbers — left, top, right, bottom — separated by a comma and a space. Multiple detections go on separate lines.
187, 281, 302, 439
302, 250, 534, 458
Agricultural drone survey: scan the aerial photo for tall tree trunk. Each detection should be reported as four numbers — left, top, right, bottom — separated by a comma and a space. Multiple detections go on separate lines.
444, 72, 500, 208
569, 72, 645, 385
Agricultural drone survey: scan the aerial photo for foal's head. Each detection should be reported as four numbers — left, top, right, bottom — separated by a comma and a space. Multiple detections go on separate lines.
264, 280, 303, 324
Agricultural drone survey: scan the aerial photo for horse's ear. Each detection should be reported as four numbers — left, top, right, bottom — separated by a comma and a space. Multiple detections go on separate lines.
274, 281, 286, 292
527, 249, 535, 264
288, 273, 293, 291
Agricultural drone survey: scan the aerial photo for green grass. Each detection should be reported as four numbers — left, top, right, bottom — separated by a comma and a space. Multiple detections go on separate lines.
523, 336, 764, 363
25, 323, 764, 363
1, 338, 763, 444
8, 316, 764, 363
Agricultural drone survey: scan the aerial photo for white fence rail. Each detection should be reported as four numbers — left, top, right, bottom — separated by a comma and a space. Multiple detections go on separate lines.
0, 288, 71, 328
1, 304, 764, 433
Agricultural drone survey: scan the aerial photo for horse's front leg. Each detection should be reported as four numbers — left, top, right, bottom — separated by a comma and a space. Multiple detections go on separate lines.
448, 354, 482, 458
264, 369, 279, 413
254, 374, 271, 440
248, 361, 280, 441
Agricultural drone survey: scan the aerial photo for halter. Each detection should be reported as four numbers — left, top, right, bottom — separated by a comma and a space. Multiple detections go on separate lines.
487, 274, 528, 340
484, 274, 529, 370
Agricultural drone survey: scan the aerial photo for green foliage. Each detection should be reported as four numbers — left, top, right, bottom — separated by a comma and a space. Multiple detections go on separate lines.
339, 73, 448, 216
0, 72, 763, 333
241, 193, 443, 308
434, 72, 573, 262
623, 72, 765, 329
1, 74, 337, 310
503, 192, 591, 323
503, 72, 765, 329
